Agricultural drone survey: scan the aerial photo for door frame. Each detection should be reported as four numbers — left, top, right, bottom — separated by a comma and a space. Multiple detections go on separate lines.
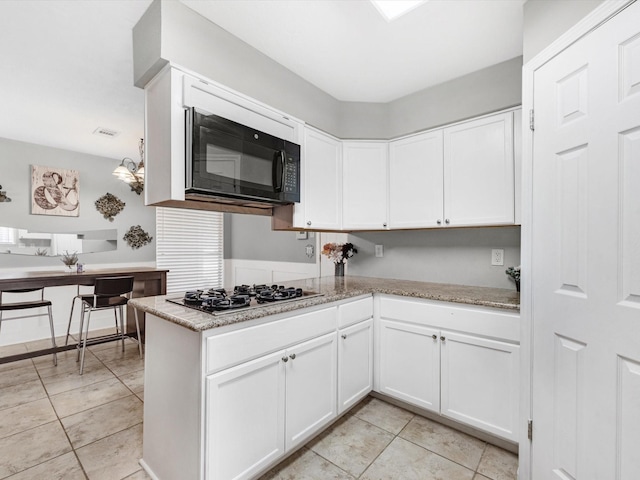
520, 1, 636, 478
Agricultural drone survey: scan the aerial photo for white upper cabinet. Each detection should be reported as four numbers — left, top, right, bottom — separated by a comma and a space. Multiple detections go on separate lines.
388, 130, 444, 229
182, 74, 303, 144
342, 141, 388, 230
298, 128, 342, 230
143, 64, 518, 228
443, 111, 515, 227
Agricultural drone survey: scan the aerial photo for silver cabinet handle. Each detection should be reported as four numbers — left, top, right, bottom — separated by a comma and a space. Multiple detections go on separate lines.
306, 221, 312, 226
289, 353, 296, 360
445, 219, 450, 225
437, 219, 442, 225
440, 336, 446, 342
432, 334, 437, 340
282, 356, 289, 363
341, 334, 347, 339
383, 223, 387, 228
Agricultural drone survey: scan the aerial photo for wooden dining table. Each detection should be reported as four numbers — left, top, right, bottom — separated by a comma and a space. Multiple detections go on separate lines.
0, 267, 167, 364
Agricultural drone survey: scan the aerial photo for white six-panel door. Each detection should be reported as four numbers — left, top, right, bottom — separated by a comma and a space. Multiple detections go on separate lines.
531, 2, 640, 478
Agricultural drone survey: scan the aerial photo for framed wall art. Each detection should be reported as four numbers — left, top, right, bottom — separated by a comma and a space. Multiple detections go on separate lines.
31, 165, 80, 216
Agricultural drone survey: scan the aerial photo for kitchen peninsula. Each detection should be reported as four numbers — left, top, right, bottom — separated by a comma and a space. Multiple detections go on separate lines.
131, 276, 519, 480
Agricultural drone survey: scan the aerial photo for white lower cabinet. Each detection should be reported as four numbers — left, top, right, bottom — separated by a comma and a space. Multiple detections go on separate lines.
284, 332, 337, 450
142, 295, 518, 480
338, 318, 373, 414
378, 319, 440, 412
375, 296, 520, 442
206, 332, 337, 480
206, 350, 286, 480
439, 331, 519, 441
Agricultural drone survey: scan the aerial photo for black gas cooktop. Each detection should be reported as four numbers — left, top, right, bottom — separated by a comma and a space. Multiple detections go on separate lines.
166, 284, 323, 315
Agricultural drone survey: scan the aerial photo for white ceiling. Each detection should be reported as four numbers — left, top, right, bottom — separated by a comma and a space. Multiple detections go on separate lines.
184, 0, 525, 103
0, 0, 524, 161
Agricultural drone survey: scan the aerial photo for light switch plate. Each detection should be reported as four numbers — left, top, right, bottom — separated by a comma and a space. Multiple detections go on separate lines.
296, 231, 308, 240
375, 245, 384, 258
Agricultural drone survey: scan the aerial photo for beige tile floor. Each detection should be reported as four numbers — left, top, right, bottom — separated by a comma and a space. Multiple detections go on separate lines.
0, 333, 148, 480
1, 333, 517, 480
261, 397, 518, 480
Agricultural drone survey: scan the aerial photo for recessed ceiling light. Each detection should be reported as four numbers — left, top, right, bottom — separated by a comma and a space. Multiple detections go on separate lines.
370, 0, 427, 22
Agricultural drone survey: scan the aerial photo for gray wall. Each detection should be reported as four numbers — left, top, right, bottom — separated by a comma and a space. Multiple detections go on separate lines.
387, 57, 522, 138
133, 0, 525, 288
134, 0, 522, 141
346, 227, 521, 290
523, 0, 603, 63
225, 214, 314, 264
133, 0, 343, 137
0, 137, 156, 269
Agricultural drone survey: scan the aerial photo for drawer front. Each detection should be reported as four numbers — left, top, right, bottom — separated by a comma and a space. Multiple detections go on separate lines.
338, 296, 373, 329
379, 295, 519, 342
206, 306, 337, 373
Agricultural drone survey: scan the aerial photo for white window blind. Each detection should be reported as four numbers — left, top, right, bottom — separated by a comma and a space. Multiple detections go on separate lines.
0, 227, 16, 244
156, 207, 224, 294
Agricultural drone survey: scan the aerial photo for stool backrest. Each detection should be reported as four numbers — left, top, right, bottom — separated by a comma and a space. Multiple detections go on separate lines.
93, 276, 134, 297
0, 287, 45, 304
0, 287, 44, 294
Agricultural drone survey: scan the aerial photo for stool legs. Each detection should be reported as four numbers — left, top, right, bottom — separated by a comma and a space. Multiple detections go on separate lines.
65, 295, 80, 346
47, 305, 57, 366
118, 305, 125, 352
79, 306, 92, 375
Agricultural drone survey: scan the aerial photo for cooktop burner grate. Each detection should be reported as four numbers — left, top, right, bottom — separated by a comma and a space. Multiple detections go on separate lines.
166, 284, 323, 316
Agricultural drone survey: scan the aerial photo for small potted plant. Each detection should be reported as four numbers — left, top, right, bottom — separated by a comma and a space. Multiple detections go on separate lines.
506, 265, 521, 292
60, 250, 79, 272
321, 242, 357, 276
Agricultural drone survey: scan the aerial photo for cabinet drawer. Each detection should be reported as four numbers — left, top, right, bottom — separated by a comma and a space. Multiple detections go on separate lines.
338, 296, 373, 328
379, 296, 519, 342
206, 306, 337, 373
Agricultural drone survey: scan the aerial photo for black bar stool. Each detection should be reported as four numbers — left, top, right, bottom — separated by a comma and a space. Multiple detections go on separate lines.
64, 279, 99, 346
0, 287, 57, 365
76, 276, 142, 374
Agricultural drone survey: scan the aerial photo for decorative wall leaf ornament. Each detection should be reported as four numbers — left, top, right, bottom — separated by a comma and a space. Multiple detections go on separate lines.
123, 225, 152, 249
95, 193, 125, 221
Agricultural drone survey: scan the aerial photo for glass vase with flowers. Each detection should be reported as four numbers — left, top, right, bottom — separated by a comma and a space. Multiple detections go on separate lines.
321, 242, 357, 276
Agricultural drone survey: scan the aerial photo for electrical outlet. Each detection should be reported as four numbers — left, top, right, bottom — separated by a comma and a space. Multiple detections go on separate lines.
375, 245, 384, 258
491, 249, 504, 266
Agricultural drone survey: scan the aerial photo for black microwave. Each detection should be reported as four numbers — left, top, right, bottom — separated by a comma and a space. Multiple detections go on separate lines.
185, 108, 300, 205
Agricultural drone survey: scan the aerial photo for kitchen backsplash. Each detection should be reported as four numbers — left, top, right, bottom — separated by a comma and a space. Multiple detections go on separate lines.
346, 226, 521, 290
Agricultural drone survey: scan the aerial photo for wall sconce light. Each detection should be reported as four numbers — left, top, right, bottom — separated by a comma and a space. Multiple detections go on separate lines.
113, 138, 145, 195
0, 185, 11, 203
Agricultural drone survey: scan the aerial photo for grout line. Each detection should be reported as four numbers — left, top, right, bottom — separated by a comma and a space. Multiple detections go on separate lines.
476, 442, 488, 473
35, 356, 90, 480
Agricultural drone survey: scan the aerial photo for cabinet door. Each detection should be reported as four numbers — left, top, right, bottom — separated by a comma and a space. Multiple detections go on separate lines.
443, 112, 514, 226
301, 128, 342, 230
440, 331, 519, 442
388, 130, 444, 228
206, 350, 286, 480
378, 319, 440, 412
285, 332, 337, 450
342, 142, 388, 230
338, 319, 373, 414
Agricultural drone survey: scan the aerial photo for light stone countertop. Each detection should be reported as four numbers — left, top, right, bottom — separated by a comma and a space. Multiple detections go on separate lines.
129, 276, 520, 333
